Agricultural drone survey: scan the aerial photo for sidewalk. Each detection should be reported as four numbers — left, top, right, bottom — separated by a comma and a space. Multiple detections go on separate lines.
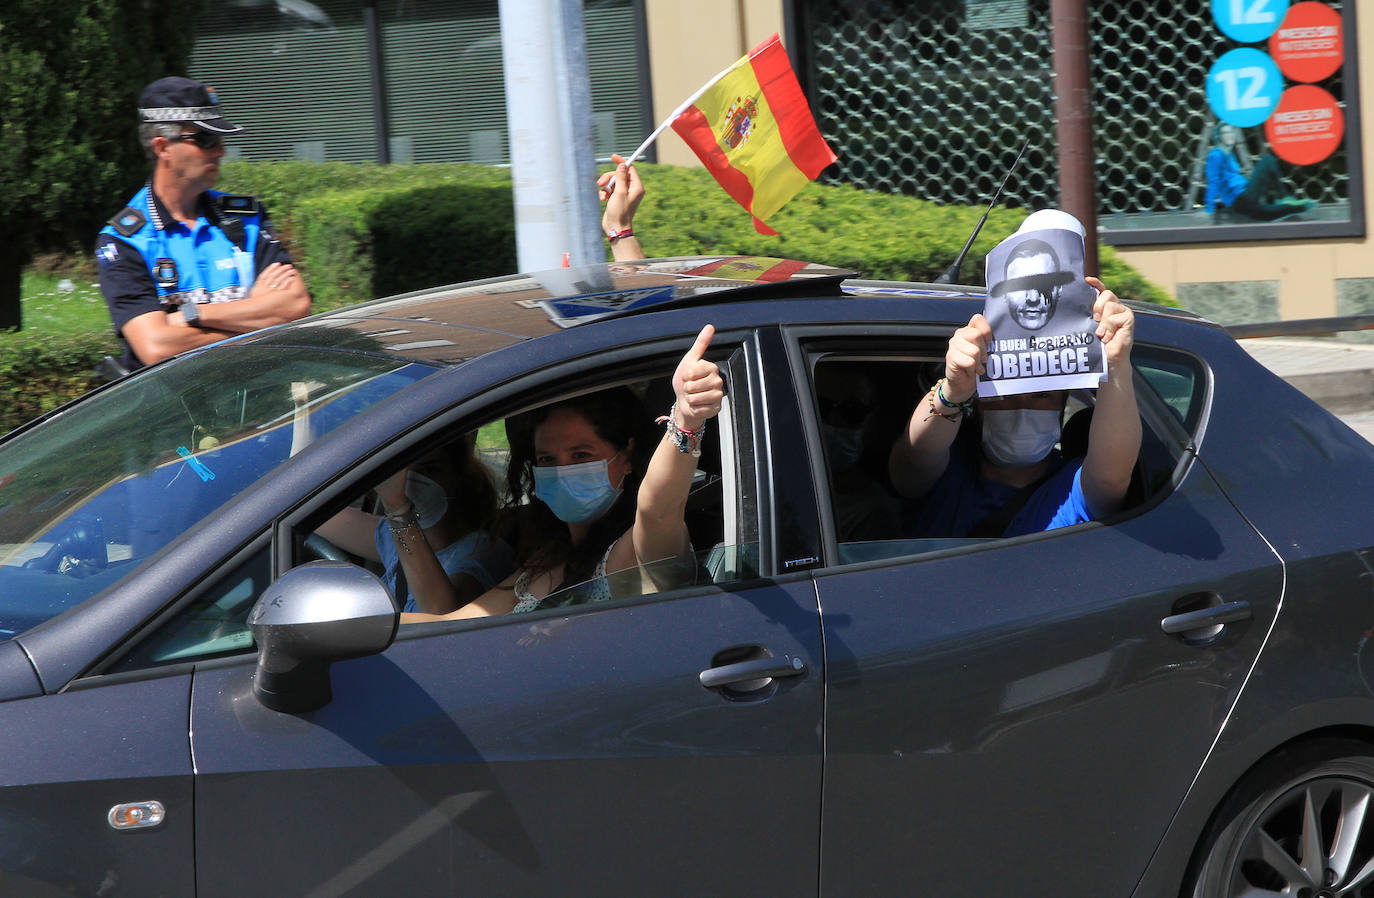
1240, 337, 1374, 416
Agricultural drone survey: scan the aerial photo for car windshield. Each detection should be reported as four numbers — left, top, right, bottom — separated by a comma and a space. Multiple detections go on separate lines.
0, 347, 436, 640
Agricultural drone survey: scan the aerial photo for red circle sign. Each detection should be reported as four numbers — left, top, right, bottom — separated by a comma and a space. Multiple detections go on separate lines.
1265, 85, 1344, 165
1269, 1, 1344, 83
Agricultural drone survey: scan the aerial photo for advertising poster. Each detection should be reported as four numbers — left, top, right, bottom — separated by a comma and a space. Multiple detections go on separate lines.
1100, 0, 1363, 245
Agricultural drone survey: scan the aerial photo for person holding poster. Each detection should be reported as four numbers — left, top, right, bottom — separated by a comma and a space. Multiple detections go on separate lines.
888, 211, 1140, 539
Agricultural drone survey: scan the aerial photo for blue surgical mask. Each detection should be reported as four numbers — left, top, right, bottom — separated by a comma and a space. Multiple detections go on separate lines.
405, 470, 449, 529
532, 454, 624, 524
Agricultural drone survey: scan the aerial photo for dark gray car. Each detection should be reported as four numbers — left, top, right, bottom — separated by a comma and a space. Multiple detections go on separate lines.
0, 256, 1371, 897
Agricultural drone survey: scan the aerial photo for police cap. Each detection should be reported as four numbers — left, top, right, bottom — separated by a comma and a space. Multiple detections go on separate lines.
138, 77, 244, 135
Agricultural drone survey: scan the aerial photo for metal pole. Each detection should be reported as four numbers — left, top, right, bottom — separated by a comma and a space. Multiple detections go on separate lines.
499, 0, 602, 271
1050, 0, 1098, 275
362, 0, 390, 165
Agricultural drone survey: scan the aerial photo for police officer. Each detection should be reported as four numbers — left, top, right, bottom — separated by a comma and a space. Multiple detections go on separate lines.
95, 77, 311, 371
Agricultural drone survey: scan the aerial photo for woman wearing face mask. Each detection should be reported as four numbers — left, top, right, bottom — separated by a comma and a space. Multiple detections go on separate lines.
313, 435, 514, 614
400, 325, 724, 622
888, 278, 1140, 538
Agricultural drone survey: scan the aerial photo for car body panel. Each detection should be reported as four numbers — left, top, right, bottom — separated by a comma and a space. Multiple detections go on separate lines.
813, 457, 1283, 896
0, 675, 194, 895
189, 581, 824, 896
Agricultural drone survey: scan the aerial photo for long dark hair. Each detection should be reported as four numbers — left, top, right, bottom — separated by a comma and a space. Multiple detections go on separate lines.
503, 386, 658, 589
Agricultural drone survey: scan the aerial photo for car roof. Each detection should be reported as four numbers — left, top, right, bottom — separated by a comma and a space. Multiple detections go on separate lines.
238, 255, 858, 364
236, 254, 1213, 366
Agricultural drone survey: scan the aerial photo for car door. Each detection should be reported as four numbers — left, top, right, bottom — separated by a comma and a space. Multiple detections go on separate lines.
0, 661, 195, 896
793, 331, 1284, 897
185, 324, 826, 896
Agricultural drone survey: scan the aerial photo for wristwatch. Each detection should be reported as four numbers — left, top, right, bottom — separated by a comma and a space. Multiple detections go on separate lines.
180, 295, 200, 325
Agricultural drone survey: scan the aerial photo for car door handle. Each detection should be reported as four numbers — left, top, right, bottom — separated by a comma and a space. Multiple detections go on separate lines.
1160, 600, 1252, 635
699, 654, 807, 689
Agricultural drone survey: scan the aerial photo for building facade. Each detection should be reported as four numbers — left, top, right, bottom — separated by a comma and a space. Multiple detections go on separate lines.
191, 0, 1371, 324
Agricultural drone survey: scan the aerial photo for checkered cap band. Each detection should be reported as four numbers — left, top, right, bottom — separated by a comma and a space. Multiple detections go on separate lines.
140, 105, 221, 123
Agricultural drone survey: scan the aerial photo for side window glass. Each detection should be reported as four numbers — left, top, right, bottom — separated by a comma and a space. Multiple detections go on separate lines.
109, 543, 271, 672
810, 345, 1194, 569
1132, 344, 1206, 434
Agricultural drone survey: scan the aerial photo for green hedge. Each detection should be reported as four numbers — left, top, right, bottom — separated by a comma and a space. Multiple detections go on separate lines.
11, 160, 1173, 431
219, 160, 1174, 309
0, 328, 117, 431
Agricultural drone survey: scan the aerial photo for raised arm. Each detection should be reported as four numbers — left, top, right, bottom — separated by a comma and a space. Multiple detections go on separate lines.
598, 153, 646, 262
615, 325, 723, 571
1080, 277, 1140, 519
889, 313, 991, 498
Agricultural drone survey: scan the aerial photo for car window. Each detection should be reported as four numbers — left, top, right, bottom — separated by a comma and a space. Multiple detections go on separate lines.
294, 361, 754, 622
0, 347, 435, 642
1132, 344, 1206, 435
108, 544, 272, 672
807, 346, 1191, 566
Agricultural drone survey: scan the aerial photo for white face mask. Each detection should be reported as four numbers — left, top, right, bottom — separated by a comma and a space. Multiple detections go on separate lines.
405, 470, 450, 529
981, 408, 1061, 467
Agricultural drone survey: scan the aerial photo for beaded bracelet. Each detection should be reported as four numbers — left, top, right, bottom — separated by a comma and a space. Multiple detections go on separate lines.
936, 378, 975, 415
384, 503, 421, 554
924, 378, 974, 423
655, 403, 705, 457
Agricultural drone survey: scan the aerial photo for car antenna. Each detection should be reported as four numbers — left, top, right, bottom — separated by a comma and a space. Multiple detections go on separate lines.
933, 137, 1031, 285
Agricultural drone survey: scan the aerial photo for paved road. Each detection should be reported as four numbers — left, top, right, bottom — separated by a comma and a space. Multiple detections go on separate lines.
1241, 337, 1374, 445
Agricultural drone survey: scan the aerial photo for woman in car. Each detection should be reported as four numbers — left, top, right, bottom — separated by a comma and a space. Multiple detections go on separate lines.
304, 428, 514, 615
397, 325, 723, 621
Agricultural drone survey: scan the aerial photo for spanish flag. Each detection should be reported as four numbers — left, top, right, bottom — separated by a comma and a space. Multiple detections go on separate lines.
665, 34, 837, 235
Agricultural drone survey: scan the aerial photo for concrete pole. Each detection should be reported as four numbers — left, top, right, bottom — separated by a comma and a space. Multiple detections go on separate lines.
1050, 0, 1099, 275
499, 0, 603, 271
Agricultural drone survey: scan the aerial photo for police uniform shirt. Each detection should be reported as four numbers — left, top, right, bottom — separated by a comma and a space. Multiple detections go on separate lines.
95, 185, 292, 367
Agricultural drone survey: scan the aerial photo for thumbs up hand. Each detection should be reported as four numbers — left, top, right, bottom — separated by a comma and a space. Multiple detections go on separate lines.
672, 325, 724, 430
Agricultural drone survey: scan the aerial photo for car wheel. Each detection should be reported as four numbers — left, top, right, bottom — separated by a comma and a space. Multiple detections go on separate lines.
1189, 740, 1374, 897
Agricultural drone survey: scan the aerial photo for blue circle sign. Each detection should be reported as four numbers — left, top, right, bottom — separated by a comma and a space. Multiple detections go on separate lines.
1211, 0, 1289, 43
1207, 48, 1283, 127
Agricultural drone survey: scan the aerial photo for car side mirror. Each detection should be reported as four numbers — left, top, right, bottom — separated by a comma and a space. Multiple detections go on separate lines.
248, 561, 398, 713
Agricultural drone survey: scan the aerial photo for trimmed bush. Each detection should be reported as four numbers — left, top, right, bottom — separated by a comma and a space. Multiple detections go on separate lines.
0, 328, 117, 432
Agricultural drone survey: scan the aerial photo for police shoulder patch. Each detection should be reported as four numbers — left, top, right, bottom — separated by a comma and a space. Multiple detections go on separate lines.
108, 207, 146, 237
217, 194, 261, 216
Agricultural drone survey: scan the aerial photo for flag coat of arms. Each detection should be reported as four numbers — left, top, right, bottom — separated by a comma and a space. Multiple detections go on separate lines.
669, 34, 838, 234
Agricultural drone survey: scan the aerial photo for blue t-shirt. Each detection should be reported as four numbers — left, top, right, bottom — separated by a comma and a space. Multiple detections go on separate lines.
374, 526, 514, 612
905, 449, 1092, 538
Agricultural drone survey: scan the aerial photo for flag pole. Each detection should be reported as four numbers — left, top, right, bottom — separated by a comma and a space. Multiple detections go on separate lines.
623, 51, 754, 165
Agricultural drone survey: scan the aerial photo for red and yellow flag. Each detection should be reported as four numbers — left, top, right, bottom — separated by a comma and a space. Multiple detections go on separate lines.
669, 34, 837, 235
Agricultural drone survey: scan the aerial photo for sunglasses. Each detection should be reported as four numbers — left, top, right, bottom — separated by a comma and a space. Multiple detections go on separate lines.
170, 131, 223, 150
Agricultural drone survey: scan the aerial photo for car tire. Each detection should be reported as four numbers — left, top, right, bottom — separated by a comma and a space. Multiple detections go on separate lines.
1188, 739, 1374, 897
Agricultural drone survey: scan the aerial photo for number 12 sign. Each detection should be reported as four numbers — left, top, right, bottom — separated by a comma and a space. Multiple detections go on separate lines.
1212, 0, 1289, 43
1207, 47, 1284, 128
